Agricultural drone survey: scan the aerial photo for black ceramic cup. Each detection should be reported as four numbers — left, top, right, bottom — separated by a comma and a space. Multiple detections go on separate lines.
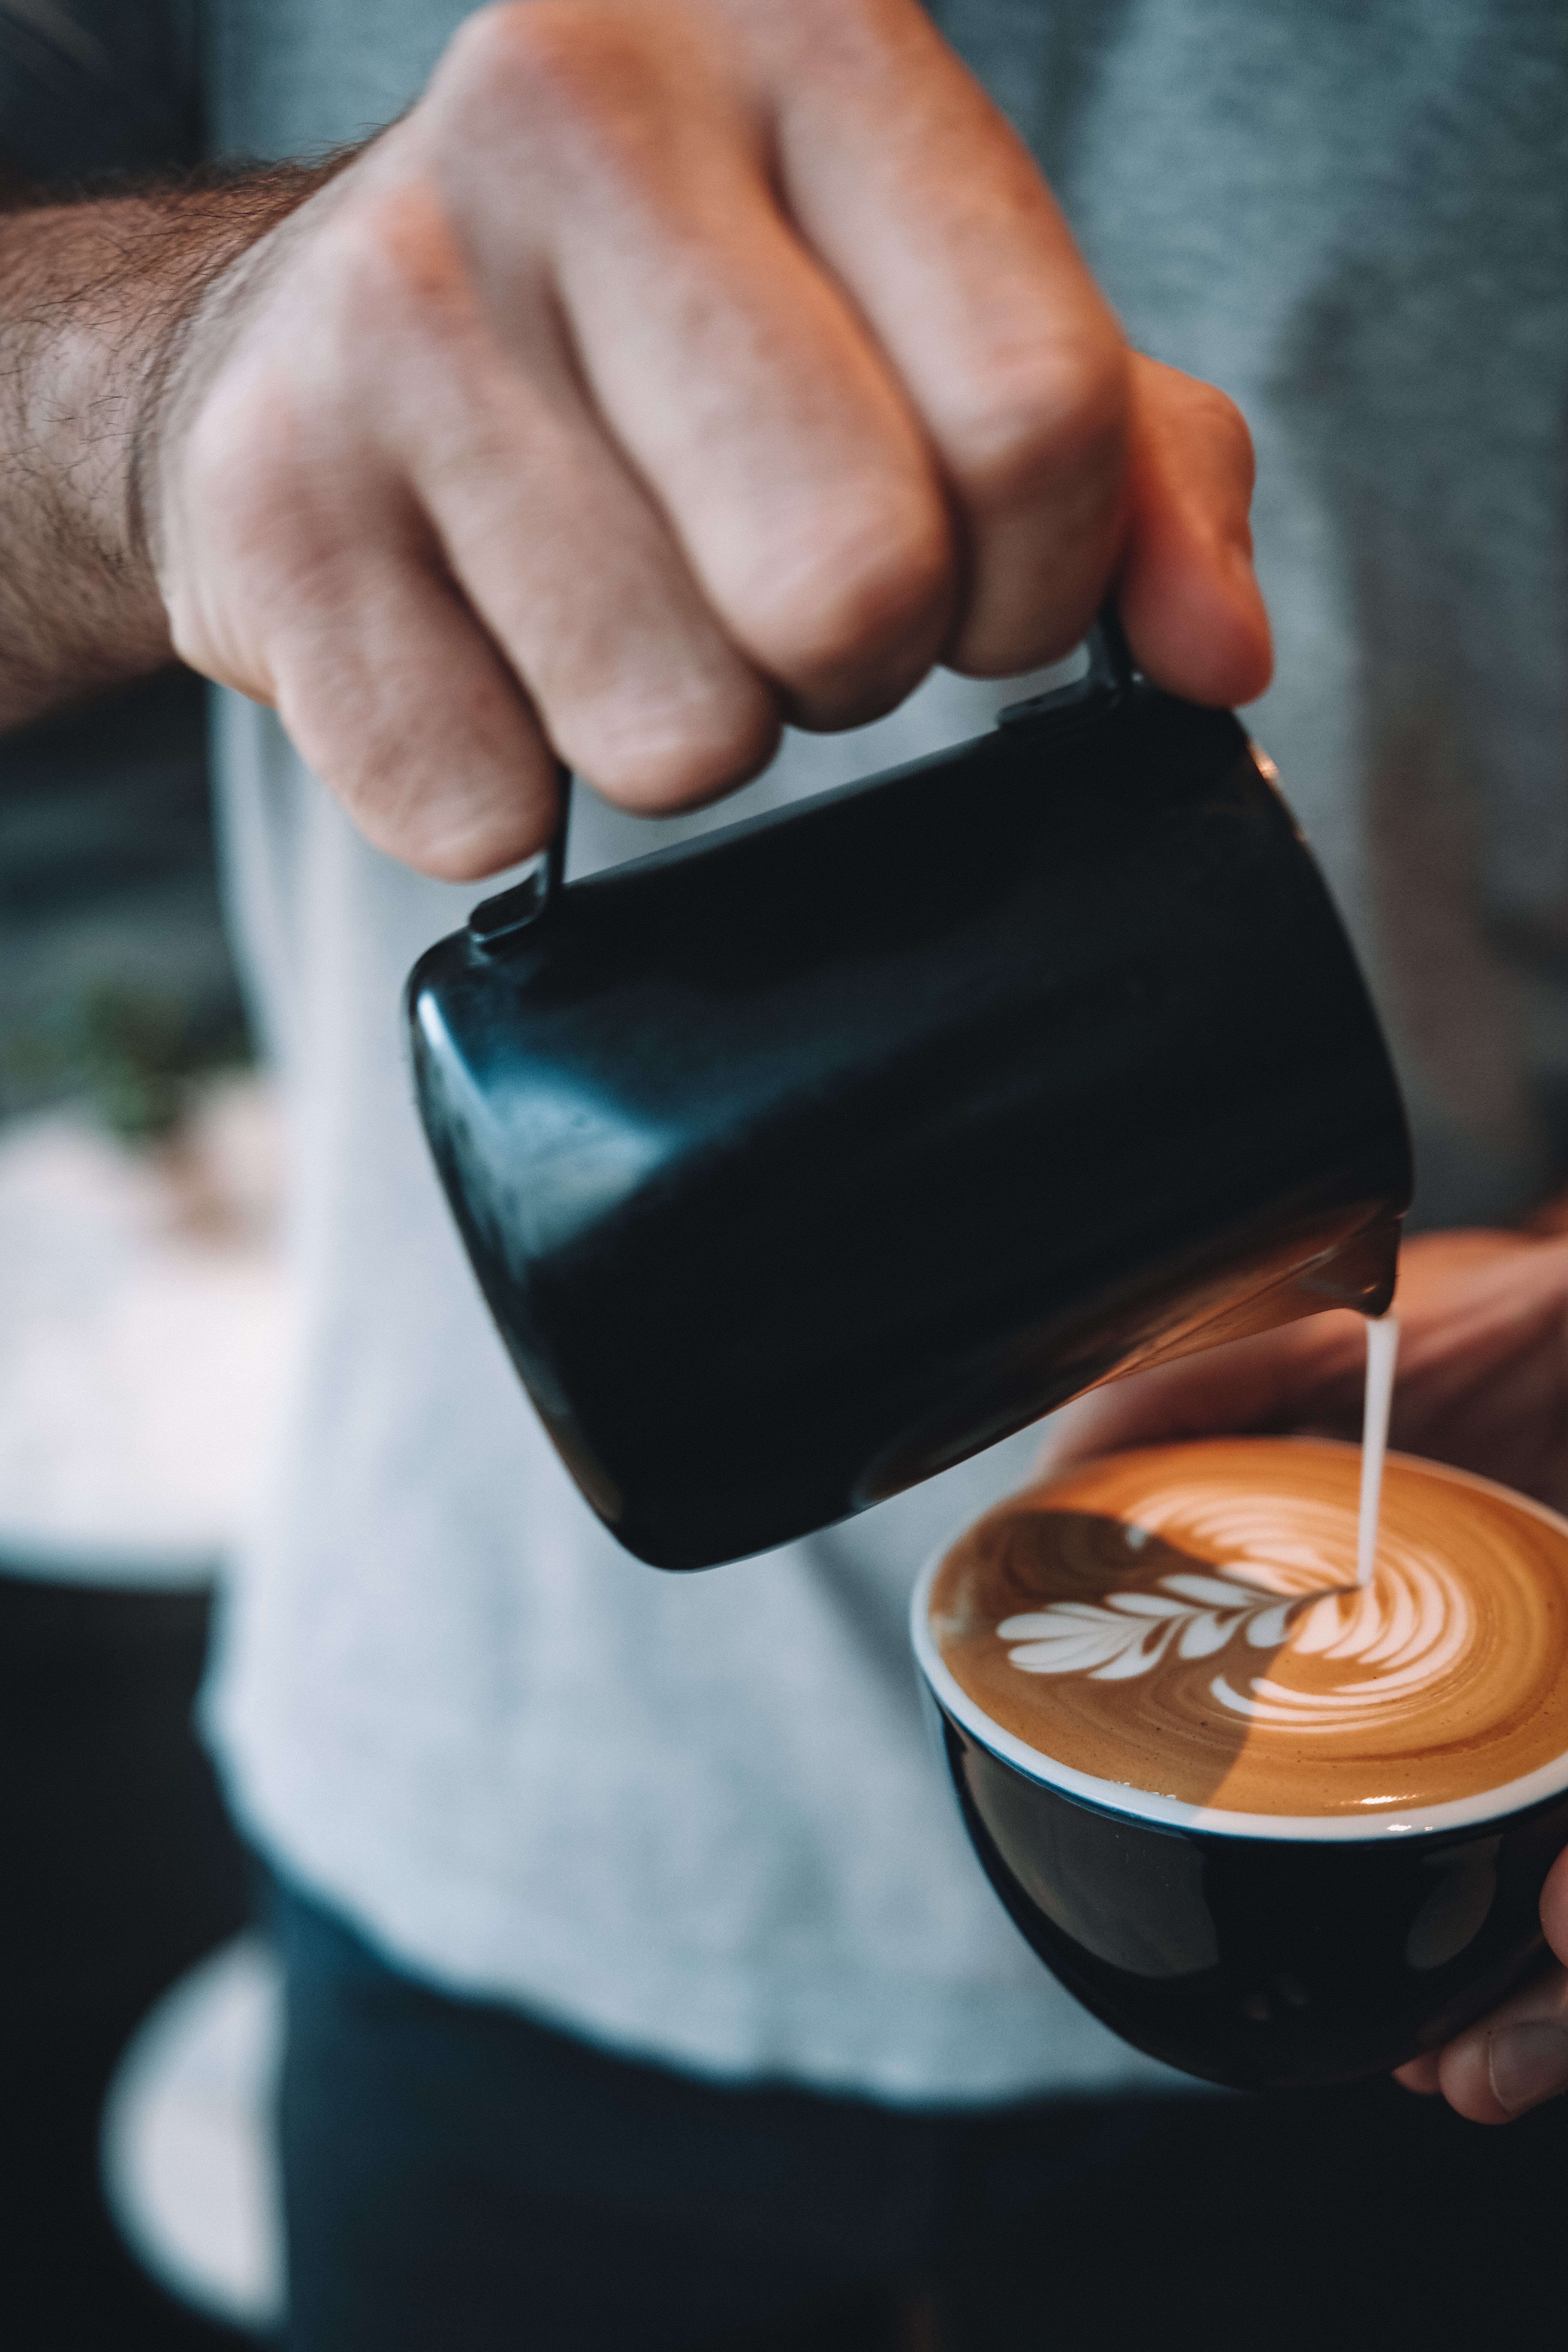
407, 624, 1412, 1570
911, 1481, 1568, 2093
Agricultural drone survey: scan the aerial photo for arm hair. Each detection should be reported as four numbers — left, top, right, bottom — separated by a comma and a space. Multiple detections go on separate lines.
0, 158, 349, 728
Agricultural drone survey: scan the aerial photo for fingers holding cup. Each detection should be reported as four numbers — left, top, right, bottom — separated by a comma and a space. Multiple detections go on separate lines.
1396, 1843, 1568, 2122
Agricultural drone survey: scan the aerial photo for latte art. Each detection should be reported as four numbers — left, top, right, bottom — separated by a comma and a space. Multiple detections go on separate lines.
998, 1490, 1475, 1729
929, 1439, 1568, 1815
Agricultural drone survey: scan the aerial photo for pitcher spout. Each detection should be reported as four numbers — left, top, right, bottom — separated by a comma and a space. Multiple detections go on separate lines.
1297, 1214, 1401, 1319
1100, 1211, 1404, 1393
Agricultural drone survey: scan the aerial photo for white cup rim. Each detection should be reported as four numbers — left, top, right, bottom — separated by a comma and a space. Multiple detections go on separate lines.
910, 1442, 1568, 1845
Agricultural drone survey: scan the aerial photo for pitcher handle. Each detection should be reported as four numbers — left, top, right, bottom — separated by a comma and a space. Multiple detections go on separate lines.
998, 597, 1135, 733
472, 602, 1132, 947
468, 761, 573, 949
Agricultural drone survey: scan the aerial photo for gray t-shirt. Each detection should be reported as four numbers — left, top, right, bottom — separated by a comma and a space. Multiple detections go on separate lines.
3, 0, 1565, 2103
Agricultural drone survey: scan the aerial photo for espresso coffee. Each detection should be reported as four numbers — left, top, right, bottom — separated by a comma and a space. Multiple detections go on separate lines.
929, 1438, 1568, 1820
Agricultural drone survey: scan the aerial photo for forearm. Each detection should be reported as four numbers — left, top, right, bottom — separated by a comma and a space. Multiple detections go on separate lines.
0, 167, 337, 728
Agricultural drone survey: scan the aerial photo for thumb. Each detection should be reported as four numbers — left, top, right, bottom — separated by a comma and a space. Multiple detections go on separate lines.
1116, 353, 1273, 708
1427, 1960, 1568, 2125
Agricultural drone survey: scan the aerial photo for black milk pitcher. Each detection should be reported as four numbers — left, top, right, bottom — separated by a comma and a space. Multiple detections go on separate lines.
406, 625, 1413, 1570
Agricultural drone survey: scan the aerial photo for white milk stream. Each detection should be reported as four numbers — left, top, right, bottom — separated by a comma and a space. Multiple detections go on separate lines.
1355, 1313, 1400, 1588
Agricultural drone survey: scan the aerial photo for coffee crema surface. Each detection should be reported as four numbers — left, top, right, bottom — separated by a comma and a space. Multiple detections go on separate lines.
929, 1438, 1568, 1816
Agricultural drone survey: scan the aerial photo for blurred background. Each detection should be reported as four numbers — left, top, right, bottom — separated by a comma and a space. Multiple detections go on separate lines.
0, 665, 289, 2347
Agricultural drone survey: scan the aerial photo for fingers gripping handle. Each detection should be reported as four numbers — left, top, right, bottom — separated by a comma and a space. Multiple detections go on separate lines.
467, 605, 1131, 947
467, 763, 573, 948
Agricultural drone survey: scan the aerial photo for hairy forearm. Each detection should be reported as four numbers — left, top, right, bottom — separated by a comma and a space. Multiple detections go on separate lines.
0, 167, 340, 729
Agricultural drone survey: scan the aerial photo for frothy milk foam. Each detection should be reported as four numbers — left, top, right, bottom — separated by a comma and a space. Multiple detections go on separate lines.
928, 1338, 1568, 1824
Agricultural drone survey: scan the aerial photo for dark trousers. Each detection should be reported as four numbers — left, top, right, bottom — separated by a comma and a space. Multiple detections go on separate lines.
273, 1874, 1568, 2352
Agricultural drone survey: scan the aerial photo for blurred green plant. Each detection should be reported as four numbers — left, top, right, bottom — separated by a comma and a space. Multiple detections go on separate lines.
0, 976, 252, 1143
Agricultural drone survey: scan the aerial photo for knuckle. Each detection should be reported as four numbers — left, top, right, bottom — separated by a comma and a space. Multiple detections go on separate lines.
449, 3, 593, 111
740, 498, 952, 690
284, 682, 554, 882
438, 3, 582, 96
314, 183, 470, 351
435, 3, 658, 164
390, 808, 545, 885
1136, 356, 1258, 495
1192, 380, 1257, 487
944, 332, 1129, 517
569, 678, 779, 812
1185, 373, 1247, 438
1172, 367, 1248, 440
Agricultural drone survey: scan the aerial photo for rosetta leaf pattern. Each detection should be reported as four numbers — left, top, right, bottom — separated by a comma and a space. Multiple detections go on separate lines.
998, 1574, 1303, 1683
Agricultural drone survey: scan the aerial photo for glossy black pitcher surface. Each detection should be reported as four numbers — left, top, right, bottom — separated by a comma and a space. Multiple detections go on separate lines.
407, 654, 1413, 1569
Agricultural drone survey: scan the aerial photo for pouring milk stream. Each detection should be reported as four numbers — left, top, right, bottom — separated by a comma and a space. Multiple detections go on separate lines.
1356, 1315, 1400, 1589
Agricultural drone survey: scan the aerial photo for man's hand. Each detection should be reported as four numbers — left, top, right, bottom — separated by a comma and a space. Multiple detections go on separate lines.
1392, 1848, 1568, 2122
1042, 1229, 1568, 1514
1041, 1226, 1568, 2123
0, 0, 1269, 878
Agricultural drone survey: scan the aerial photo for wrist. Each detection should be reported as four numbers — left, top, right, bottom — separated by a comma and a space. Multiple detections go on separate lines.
0, 164, 345, 729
